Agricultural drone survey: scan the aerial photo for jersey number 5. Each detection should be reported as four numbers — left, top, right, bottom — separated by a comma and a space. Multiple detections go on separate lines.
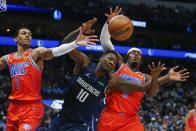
76, 89, 89, 102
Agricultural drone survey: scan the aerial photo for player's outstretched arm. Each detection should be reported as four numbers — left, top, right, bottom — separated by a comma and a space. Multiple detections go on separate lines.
32, 27, 98, 61
0, 55, 8, 71
100, 6, 122, 52
185, 110, 193, 131
157, 65, 189, 85
145, 62, 167, 97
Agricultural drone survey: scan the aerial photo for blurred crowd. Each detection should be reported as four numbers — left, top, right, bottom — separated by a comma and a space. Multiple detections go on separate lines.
0, 45, 196, 131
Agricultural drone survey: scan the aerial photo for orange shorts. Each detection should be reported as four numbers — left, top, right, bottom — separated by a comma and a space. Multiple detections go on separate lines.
97, 108, 144, 131
6, 101, 44, 131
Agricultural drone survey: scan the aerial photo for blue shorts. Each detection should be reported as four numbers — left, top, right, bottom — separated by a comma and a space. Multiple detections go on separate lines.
47, 115, 88, 131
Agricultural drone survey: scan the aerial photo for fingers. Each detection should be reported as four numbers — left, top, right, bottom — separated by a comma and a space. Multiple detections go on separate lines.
114, 6, 118, 14
148, 64, 152, 71
179, 69, 187, 74
171, 65, 179, 71
152, 62, 155, 69
162, 67, 167, 71
87, 42, 97, 45
117, 8, 122, 15
110, 8, 113, 15
88, 39, 99, 42
105, 13, 109, 17
87, 35, 98, 39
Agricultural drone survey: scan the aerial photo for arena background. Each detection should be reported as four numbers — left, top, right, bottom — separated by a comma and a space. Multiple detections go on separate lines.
0, 0, 196, 130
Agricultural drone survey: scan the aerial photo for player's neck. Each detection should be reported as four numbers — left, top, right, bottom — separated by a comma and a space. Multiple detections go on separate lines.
17, 44, 30, 57
126, 63, 139, 72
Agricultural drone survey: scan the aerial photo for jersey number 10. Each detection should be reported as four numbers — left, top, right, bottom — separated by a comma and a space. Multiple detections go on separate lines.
76, 89, 89, 102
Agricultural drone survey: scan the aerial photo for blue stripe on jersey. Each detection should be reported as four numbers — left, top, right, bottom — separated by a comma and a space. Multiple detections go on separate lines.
113, 63, 124, 75
29, 51, 41, 70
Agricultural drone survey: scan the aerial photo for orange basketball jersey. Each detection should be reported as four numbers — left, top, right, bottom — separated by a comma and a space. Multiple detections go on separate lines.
7, 48, 43, 101
106, 63, 145, 114
188, 111, 196, 128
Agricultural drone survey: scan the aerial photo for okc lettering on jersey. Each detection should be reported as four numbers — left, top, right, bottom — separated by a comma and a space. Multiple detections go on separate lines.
10, 62, 29, 77
77, 77, 101, 97
120, 73, 143, 84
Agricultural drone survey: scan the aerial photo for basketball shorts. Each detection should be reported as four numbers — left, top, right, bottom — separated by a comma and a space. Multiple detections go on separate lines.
97, 109, 144, 131
6, 101, 44, 131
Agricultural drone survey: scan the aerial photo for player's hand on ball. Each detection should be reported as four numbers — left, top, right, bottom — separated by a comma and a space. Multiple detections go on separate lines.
148, 62, 167, 78
105, 6, 122, 23
76, 28, 99, 47
80, 18, 97, 34
168, 66, 189, 81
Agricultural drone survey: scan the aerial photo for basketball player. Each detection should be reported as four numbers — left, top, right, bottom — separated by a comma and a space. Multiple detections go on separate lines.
97, 6, 190, 131
47, 21, 166, 131
185, 101, 196, 131
0, 18, 99, 131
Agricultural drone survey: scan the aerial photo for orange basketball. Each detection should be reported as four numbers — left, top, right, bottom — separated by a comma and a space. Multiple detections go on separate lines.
108, 15, 134, 41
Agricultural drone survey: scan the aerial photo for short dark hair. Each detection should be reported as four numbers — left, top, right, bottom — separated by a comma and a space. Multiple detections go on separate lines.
101, 50, 119, 72
14, 27, 31, 38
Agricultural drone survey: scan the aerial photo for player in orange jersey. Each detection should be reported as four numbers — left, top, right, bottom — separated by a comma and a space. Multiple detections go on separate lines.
185, 101, 196, 131
97, 6, 190, 131
0, 18, 99, 131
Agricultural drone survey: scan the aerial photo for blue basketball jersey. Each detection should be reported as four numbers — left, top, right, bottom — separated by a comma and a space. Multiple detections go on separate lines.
61, 63, 110, 123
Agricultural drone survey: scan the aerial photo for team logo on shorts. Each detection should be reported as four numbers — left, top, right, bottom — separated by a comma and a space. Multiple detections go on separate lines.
23, 124, 32, 130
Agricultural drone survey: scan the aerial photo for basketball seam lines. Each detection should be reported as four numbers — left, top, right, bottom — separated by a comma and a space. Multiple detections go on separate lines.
110, 21, 132, 35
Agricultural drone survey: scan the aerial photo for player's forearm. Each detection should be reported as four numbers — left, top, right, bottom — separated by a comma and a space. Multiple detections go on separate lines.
62, 28, 80, 44
118, 81, 146, 93
145, 77, 159, 97
158, 74, 169, 86
100, 22, 114, 52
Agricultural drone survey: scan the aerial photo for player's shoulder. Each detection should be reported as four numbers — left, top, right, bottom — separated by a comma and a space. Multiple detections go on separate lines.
190, 109, 195, 114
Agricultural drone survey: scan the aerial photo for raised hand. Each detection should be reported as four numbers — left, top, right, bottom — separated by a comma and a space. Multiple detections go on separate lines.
105, 6, 122, 23
168, 66, 189, 81
76, 28, 99, 47
80, 18, 97, 34
148, 62, 167, 78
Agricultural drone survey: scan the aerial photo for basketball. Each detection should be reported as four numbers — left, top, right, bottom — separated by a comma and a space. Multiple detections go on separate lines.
108, 15, 134, 41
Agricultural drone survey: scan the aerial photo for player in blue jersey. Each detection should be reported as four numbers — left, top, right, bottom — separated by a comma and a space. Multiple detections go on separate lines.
47, 18, 166, 131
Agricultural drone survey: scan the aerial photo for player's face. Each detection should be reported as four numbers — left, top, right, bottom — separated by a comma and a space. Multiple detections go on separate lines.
15, 29, 32, 46
100, 53, 117, 73
127, 50, 142, 65
194, 102, 196, 109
